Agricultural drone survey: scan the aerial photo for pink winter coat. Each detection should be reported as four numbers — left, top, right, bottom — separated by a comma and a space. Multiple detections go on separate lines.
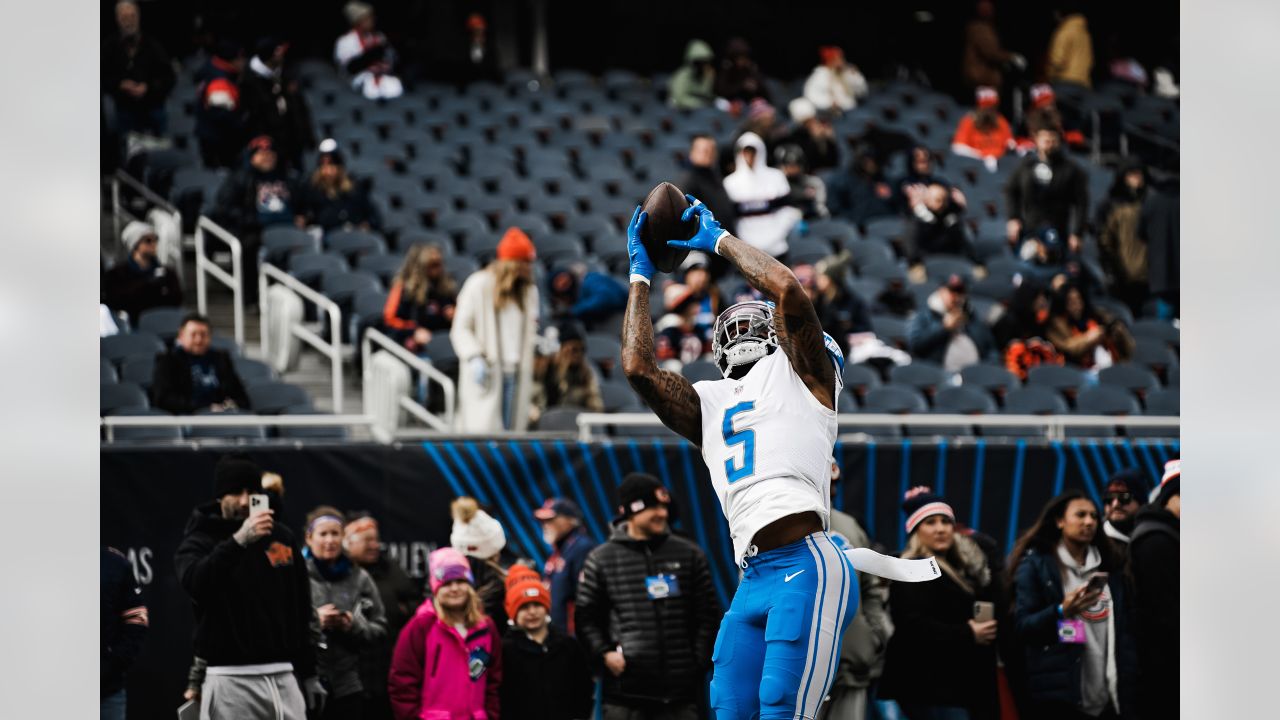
389, 600, 503, 720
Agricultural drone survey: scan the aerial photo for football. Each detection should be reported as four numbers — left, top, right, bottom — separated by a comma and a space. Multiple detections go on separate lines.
639, 181, 696, 274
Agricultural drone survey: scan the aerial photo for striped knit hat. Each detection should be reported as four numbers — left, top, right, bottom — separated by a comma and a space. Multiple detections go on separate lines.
903, 485, 955, 535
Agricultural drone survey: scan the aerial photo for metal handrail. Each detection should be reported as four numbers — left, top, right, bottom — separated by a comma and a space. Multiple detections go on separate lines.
361, 327, 457, 436
195, 216, 245, 347
259, 263, 346, 413
109, 170, 182, 250
575, 412, 1180, 443
100, 414, 373, 444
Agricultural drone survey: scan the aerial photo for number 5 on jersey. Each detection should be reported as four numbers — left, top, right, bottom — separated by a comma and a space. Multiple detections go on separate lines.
722, 401, 756, 483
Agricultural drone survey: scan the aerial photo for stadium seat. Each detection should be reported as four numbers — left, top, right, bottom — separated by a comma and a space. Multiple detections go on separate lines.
121, 355, 157, 389
863, 385, 928, 414
585, 334, 622, 377
983, 255, 1024, 279
325, 230, 387, 260
1026, 365, 1088, 399
101, 332, 164, 366
533, 234, 586, 267
105, 407, 182, 443
860, 260, 908, 285
789, 237, 834, 266
101, 358, 119, 384
435, 212, 491, 241
262, 226, 316, 264
289, 253, 349, 288
137, 307, 186, 341
1075, 384, 1141, 415
923, 255, 977, 283
1131, 319, 1179, 348
101, 382, 148, 414
443, 256, 480, 282
681, 360, 723, 384
1144, 387, 1180, 416
232, 357, 276, 386
322, 271, 383, 302
960, 363, 1020, 404
934, 386, 997, 414
889, 361, 951, 399
862, 217, 904, 241
1003, 386, 1069, 415
842, 363, 882, 401
600, 379, 638, 412
246, 382, 312, 415
1097, 363, 1160, 397
1132, 337, 1179, 380
424, 335, 459, 375
846, 240, 896, 269
804, 219, 859, 246
870, 315, 909, 348
538, 406, 584, 432
357, 253, 407, 286
969, 274, 1015, 301
397, 230, 455, 256
277, 406, 349, 439
461, 234, 503, 264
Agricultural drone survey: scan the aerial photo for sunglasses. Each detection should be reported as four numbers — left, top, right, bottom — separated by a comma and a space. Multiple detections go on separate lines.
1104, 492, 1134, 505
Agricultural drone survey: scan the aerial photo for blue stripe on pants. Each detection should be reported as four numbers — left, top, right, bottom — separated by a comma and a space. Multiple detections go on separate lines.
710, 532, 859, 720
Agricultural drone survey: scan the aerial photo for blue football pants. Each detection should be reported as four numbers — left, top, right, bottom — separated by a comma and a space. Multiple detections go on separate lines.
710, 531, 859, 720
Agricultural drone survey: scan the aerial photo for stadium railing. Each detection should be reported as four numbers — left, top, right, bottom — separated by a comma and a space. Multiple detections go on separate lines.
195, 216, 245, 347
361, 327, 457, 438
100, 413, 374, 443
259, 262, 346, 412
108, 170, 184, 285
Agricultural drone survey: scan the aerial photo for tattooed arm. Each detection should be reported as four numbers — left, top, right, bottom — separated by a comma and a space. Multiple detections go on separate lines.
620, 282, 703, 445
716, 233, 836, 410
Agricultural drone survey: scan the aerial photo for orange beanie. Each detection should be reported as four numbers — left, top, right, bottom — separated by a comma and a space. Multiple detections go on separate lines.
505, 578, 551, 619
497, 227, 536, 261
505, 563, 541, 592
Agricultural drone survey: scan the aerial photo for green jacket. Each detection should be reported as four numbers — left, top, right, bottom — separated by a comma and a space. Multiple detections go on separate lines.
668, 40, 716, 109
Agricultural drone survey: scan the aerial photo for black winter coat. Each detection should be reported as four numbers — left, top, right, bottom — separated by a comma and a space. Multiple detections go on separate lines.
239, 66, 315, 171
101, 33, 175, 112
102, 260, 183, 324
173, 502, 316, 677
678, 165, 739, 235
878, 565, 998, 716
149, 347, 250, 415
1004, 152, 1089, 241
574, 526, 722, 705
358, 555, 421, 701
500, 627, 595, 720
1129, 506, 1179, 719
1012, 548, 1139, 719
101, 547, 147, 698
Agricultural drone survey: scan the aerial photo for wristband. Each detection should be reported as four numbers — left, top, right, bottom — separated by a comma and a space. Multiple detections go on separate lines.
712, 230, 729, 256
630, 274, 651, 286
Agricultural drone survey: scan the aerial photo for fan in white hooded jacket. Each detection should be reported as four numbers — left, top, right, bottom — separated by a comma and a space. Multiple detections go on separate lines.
723, 132, 802, 259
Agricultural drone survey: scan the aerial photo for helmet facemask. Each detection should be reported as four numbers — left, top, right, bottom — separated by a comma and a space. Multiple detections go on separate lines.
711, 301, 778, 379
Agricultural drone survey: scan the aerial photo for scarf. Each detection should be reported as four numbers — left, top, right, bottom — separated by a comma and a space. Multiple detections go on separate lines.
303, 546, 354, 582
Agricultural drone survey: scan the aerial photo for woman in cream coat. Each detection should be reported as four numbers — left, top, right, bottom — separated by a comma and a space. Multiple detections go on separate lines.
450, 228, 540, 433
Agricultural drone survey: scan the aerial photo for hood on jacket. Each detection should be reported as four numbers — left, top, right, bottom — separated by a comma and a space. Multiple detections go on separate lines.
724, 131, 792, 204
683, 39, 713, 65
1056, 541, 1102, 580
1133, 504, 1179, 534
734, 132, 768, 174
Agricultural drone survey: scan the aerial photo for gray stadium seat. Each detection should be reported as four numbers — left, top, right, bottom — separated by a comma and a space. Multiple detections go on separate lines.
1027, 365, 1089, 398
846, 240, 896, 269
357, 253, 407, 286
137, 307, 186, 341
537, 406, 584, 432
842, 363, 882, 401
1144, 387, 1179, 416
1075, 384, 1141, 415
889, 361, 951, 399
1130, 319, 1179, 348
262, 226, 315, 264
246, 382, 312, 415
585, 334, 622, 377
425, 334, 459, 374
121, 355, 157, 389
105, 407, 182, 442
1003, 386, 1068, 415
923, 255, 977, 283
289, 252, 349, 288
863, 385, 928, 414
534, 234, 586, 267
232, 357, 276, 385
101, 358, 119, 384
870, 315, 909, 348
325, 230, 387, 260
960, 363, 1020, 404
1097, 363, 1160, 397
101, 382, 148, 414
599, 379, 638, 412
934, 385, 997, 414
101, 332, 164, 365
681, 360, 723, 383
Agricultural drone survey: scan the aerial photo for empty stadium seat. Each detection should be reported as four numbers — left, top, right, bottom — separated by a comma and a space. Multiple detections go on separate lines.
1144, 387, 1180, 416
1027, 365, 1089, 399
585, 334, 622, 377
846, 240, 896, 269
1097, 363, 1160, 396
246, 382, 312, 415
1003, 386, 1069, 415
934, 385, 997, 414
121, 355, 157, 389
289, 253, 349, 288
1130, 319, 1179, 348
325, 229, 387, 260
599, 379, 638, 412
101, 358, 119, 384
1075, 384, 1141, 415
262, 226, 315, 264
101, 382, 148, 414
137, 307, 186, 341
534, 234, 586, 266
425, 335, 459, 374
841, 363, 882, 401
960, 363, 1020, 403
870, 315, 909, 348
863, 385, 928, 414
1132, 337, 1179, 380
356, 253, 407, 286
232, 357, 277, 385
105, 407, 182, 443
889, 361, 951, 398
681, 360, 722, 383
538, 406, 584, 432
923, 255, 977, 283
101, 332, 164, 366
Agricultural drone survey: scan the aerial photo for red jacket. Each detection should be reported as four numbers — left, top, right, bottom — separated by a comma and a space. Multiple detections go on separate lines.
389, 601, 503, 720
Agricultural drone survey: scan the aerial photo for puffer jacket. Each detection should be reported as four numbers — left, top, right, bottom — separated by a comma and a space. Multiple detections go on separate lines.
305, 553, 387, 699
388, 601, 503, 720
574, 525, 722, 706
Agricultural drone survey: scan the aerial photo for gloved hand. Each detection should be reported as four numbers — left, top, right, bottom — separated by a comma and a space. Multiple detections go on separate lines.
469, 356, 490, 388
626, 205, 655, 285
666, 195, 730, 255
302, 676, 328, 713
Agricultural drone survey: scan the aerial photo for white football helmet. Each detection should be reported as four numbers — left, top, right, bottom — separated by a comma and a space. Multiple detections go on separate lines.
711, 301, 778, 379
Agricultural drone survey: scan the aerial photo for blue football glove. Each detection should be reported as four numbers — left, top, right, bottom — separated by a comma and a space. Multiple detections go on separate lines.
626, 205, 655, 284
666, 195, 730, 255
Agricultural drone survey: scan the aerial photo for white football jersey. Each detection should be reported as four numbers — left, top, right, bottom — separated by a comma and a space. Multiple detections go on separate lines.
692, 348, 838, 564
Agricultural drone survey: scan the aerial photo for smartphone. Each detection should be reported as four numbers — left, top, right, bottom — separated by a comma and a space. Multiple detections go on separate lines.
250, 493, 270, 516
1085, 572, 1109, 594
973, 601, 995, 623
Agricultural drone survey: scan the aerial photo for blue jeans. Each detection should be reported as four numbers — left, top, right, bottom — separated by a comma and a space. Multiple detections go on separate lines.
101, 689, 127, 720
414, 353, 434, 406
711, 532, 859, 720
502, 371, 517, 430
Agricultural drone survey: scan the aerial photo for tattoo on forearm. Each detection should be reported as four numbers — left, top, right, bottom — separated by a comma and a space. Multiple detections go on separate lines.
621, 284, 703, 444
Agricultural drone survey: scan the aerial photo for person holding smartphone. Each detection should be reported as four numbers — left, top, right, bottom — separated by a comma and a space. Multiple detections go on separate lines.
878, 487, 999, 719
1008, 491, 1138, 719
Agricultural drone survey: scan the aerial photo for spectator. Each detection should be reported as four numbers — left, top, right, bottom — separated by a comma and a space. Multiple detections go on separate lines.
174, 455, 326, 718
715, 37, 770, 107
500, 578, 595, 720
655, 283, 713, 371
1009, 490, 1138, 719
301, 139, 381, 232
902, 182, 972, 262
677, 135, 739, 235
1047, 8, 1094, 88
546, 264, 628, 327
668, 40, 716, 110
1018, 85, 1088, 151
195, 39, 247, 169
1140, 176, 1179, 319
681, 253, 723, 341
1004, 125, 1088, 254
382, 243, 457, 406
335, 2, 405, 101
102, 0, 175, 137
961, 1, 1024, 91
802, 46, 868, 113
1045, 282, 1134, 369
992, 280, 1067, 381
879, 487, 998, 719
828, 149, 896, 225
951, 87, 1014, 163
894, 147, 962, 215
1015, 226, 1093, 293
776, 144, 830, 219
150, 313, 251, 414
873, 277, 917, 319
214, 135, 305, 302
575, 474, 722, 720
1100, 469, 1147, 549
534, 498, 596, 634
101, 546, 148, 720
450, 496, 516, 628
343, 513, 420, 720
451, 228, 541, 433
531, 321, 604, 426
1129, 461, 1179, 720
784, 100, 841, 172
303, 506, 388, 720
736, 99, 789, 158
798, 259, 873, 356
102, 220, 183, 325
1096, 158, 1150, 315
724, 132, 801, 259
458, 13, 503, 84
389, 548, 502, 720
818, 462, 892, 720
241, 37, 315, 172
907, 275, 997, 372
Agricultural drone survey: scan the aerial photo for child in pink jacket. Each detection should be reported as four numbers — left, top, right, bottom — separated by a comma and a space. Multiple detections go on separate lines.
389, 547, 503, 720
